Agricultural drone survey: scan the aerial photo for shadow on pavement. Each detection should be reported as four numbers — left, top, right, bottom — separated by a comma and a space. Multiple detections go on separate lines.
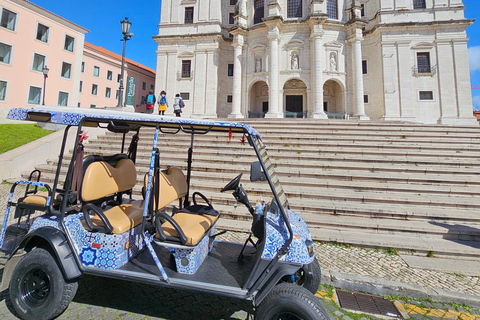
429, 222, 480, 249
74, 275, 254, 320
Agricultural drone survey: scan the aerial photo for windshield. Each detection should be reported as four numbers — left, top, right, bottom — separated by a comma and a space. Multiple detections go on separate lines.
253, 136, 289, 210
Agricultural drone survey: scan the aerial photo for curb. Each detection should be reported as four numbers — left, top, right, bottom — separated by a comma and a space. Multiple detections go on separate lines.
322, 270, 480, 308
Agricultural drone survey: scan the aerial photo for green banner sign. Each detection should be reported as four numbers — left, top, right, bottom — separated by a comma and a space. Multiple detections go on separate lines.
125, 76, 135, 106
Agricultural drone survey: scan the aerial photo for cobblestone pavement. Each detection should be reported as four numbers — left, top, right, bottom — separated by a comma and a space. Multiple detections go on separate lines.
0, 183, 479, 319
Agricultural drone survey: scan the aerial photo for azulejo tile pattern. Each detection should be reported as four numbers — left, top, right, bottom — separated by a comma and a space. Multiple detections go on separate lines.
261, 210, 314, 265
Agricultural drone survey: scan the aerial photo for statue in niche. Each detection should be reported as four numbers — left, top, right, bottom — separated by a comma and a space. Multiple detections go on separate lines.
291, 53, 299, 70
330, 52, 337, 71
255, 58, 262, 73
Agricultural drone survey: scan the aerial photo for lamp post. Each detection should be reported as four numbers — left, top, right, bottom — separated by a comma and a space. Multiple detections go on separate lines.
116, 17, 133, 108
42, 65, 49, 105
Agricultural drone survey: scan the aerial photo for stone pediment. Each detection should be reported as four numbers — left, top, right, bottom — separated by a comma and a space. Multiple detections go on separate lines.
412, 42, 434, 49
286, 39, 305, 50
178, 51, 195, 58
324, 41, 343, 48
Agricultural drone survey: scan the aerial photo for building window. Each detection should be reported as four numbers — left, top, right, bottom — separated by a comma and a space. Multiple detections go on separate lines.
105, 87, 111, 98
90, 104, 96, 108
150, 84, 154, 90
79, 81, 83, 93
107, 70, 113, 80
64, 35, 75, 52
1, 8, 17, 31
185, 7, 194, 24
81, 62, 85, 73
0, 42, 12, 64
327, 0, 338, 20
36, 23, 49, 42
361, 4, 365, 17
28, 86, 42, 104
61, 62, 72, 79
229, 13, 235, 24
228, 64, 234, 76
227, 95, 233, 103
419, 91, 433, 100
180, 92, 190, 100
58, 91, 68, 106
413, 0, 426, 9
92, 84, 98, 96
254, 0, 264, 24
230, 0, 237, 5
0, 80, 7, 101
182, 60, 191, 78
32, 53, 46, 71
416, 52, 431, 73
117, 74, 121, 83
287, 0, 302, 18
93, 66, 100, 77
364, 95, 369, 103
142, 82, 146, 90
116, 90, 119, 99
362, 60, 367, 74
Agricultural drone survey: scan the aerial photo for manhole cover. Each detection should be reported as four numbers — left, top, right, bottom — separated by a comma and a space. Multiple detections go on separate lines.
336, 290, 403, 318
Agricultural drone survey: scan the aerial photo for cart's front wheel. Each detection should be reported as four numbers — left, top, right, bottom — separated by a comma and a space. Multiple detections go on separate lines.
255, 283, 328, 320
7, 247, 78, 320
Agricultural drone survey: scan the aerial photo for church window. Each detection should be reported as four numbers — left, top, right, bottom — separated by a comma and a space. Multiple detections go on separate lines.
230, 0, 237, 5
182, 60, 191, 78
419, 91, 433, 100
327, 0, 338, 20
254, 0, 264, 24
363, 95, 369, 103
227, 95, 232, 103
413, 0, 426, 9
287, 0, 302, 18
416, 52, 431, 73
228, 64, 234, 76
229, 13, 235, 24
185, 7, 194, 24
362, 60, 367, 74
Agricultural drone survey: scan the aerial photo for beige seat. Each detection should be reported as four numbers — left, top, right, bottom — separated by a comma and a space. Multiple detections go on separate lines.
81, 158, 143, 234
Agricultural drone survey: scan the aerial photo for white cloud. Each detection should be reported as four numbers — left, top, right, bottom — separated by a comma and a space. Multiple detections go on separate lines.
469, 46, 480, 73
473, 95, 480, 109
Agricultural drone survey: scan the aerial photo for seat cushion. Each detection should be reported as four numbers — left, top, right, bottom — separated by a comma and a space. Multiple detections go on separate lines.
157, 212, 219, 246
21, 191, 49, 206
86, 200, 145, 234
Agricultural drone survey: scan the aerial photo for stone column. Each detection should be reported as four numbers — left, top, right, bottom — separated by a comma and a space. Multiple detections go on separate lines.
265, 27, 282, 118
351, 35, 369, 120
229, 35, 244, 118
310, 32, 327, 119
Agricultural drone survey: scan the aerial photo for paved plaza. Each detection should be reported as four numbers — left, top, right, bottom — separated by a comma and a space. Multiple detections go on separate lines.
0, 184, 479, 319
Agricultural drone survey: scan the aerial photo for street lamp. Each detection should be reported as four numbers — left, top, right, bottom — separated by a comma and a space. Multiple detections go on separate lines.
116, 17, 133, 108
42, 65, 49, 105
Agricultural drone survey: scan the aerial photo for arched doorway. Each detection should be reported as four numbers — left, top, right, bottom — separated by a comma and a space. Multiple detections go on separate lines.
248, 81, 269, 118
283, 79, 307, 118
323, 80, 345, 118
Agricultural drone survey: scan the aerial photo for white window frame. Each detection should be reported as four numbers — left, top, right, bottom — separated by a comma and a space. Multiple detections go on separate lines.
418, 90, 435, 101
36, 23, 49, 43
1, 7, 17, 32
0, 79, 8, 102
0, 41, 13, 65
57, 91, 69, 106
32, 52, 46, 72
28, 86, 42, 104
93, 65, 100, 77
105, 87, 111, 98
64, 34, 75, 52
107, 70, 113, 81
92, 84, 98, 96
61, 61, 72, 79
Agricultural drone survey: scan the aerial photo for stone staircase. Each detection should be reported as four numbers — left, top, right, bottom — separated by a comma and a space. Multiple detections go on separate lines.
25, 119, 480, 260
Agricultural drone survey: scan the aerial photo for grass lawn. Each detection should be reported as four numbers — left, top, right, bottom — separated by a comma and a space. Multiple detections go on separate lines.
0, 124, 53, 154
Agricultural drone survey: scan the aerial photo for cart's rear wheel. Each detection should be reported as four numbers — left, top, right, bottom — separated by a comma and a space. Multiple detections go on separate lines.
255, 283, 328, 320
7, 247, 78, 320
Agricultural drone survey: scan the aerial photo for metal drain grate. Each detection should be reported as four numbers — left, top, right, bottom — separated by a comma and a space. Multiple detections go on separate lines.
336, 290, 403, 318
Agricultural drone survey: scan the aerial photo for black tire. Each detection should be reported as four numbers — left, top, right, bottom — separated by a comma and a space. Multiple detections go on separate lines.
6, 247, 78, 320
297, 257, 321, 294
256, 283, 329, 320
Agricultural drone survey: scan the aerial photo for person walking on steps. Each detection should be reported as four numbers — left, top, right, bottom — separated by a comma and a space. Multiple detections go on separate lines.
158, 91, 169, 115
145, 90, 156, 114
173, 94, 185, 117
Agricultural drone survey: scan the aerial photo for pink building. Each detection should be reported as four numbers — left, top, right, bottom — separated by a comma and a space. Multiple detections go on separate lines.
0, 0, 155, 121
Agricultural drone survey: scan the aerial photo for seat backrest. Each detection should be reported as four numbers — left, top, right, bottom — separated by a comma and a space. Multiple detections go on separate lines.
81, 159, 137, 202
145, 167, 188, 211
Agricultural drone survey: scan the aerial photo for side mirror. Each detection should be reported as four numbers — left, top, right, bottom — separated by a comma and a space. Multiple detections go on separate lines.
250, 161, 266, 182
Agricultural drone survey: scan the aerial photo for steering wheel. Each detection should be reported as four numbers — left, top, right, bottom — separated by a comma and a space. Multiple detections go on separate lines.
220, 173, 243, 193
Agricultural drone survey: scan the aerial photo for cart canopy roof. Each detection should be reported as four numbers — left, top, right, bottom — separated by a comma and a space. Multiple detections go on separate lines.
7, 106, 261, 138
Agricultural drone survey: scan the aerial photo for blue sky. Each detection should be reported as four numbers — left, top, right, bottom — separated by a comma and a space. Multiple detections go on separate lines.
32, 0, 480, 109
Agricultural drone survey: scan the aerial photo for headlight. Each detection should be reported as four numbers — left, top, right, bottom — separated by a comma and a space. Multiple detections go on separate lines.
305, 239, 314, 257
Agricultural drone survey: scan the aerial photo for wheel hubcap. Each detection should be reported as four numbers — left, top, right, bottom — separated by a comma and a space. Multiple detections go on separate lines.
274, 312, 303, 320
21, 269, 51, 306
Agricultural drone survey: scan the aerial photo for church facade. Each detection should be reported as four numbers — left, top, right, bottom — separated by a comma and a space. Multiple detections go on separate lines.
154, 0, 476, 124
